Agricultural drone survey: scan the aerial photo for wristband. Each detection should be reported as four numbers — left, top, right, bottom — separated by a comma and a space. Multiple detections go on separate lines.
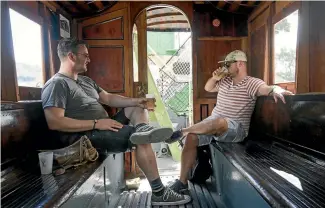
93, 119, 98, 130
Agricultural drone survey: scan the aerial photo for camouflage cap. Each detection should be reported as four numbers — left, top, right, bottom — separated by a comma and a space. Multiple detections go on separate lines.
218, 50, 247, 63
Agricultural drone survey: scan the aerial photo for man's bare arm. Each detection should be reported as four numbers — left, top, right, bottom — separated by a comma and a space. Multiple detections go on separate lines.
204, 77, 220, 92
98, 90, 138, 108
257, 84, 294, 103
44, 107, 123, 132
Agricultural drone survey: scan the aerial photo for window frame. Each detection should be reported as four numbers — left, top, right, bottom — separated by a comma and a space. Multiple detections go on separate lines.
270, 1, 301, 93
8, 2, 46, 100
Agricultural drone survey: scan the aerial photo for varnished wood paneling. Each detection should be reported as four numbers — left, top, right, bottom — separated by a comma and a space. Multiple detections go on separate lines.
275, 1, 294, 15
200, 104, 209, 120
1, 1, 19, 101
194, 3, 248, 37
194, 99, 216, 123
7, 1, 40, 23
249, 1, 272, 22
82, 17, 123, 40
196, 39, 242, 98
276, 82, 296, 94
87, 46, 124, 93
19, 87, 42, 100
79, 6, 131, 97
296, 1, 309, 93
250, 7, 270, 32
309, 1, 325, 92
250, 26, 267, 80
135, 11, 147, 95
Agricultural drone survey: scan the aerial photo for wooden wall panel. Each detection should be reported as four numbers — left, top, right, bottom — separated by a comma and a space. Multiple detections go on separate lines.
248, 4, 270, 83
196, 39, 242, 99
19, 87, 42, 101
309, 1, 325, 92
87, 46, 124, 92
82, 17, 123, 40
1, 1, 19, 101
250, 26, 267, 80
275, 1, 294, 15
249, 1, 325, 93
79, 7, 131, 97
200, 104, 209, 120
250, 7, 270, 32
296, 1, 309, 93
194, 3, 248, 37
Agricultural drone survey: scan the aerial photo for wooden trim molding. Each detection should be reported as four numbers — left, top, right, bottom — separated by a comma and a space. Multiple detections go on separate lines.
272, 1, 301, 24
248, 1, 272, 22
197, 36, 247, 41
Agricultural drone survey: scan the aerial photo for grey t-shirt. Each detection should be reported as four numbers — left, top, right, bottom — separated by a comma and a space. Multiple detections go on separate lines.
41, 73, 109, 120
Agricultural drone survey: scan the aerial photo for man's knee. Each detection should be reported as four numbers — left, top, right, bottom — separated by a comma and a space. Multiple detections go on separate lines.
213, 118, 228, 135
184, 133, 199, 147
124, 106, 147, 118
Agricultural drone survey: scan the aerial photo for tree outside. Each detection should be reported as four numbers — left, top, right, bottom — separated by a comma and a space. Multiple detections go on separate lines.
274, 10, 298, 83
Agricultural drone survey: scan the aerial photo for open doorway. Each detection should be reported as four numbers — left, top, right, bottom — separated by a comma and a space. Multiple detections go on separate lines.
133, 5, 193, 161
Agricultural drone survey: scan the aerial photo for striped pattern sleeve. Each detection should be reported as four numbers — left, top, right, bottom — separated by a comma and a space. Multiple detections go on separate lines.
215, 77, 225, 91
246, 77, 266, 98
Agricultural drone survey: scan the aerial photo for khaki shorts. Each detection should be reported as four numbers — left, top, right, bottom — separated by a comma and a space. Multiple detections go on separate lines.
180, 114, 247, 147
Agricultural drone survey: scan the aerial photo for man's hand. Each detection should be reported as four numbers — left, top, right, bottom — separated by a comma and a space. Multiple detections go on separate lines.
271, 87, 294, 103
136, 98, 156, 111
212, 67, 228, 81
96, 119, 123, 132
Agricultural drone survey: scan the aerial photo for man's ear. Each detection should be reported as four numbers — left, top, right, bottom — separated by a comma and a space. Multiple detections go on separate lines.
67, 52, 76, 62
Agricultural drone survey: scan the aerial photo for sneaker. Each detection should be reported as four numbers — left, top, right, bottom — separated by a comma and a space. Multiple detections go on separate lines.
164, 129, 183, 144
169, 179, 189, 195
130, 124, 173, 144
151, 187, 191, 206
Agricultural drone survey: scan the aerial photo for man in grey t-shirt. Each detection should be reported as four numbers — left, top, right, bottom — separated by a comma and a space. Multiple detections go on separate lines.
41, 38, 190, 206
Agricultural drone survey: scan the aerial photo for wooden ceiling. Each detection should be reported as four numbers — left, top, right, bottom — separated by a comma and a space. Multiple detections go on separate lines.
51, 1, 260, 19
196, 1, 260, 15
55, 1, 117, 18
146, 7, 190, 32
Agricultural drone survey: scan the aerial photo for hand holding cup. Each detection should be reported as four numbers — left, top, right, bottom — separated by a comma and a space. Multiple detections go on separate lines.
212, 66, 229, 81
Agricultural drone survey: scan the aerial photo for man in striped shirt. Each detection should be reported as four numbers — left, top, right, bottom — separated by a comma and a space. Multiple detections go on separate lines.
166, 50, 293, 194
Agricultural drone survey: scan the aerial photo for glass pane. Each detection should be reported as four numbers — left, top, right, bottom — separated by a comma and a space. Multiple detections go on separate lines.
9, 8, 44, 88
274, 10, 299, 84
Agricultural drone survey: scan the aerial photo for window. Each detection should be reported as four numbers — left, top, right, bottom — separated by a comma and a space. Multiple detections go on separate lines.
273, 10, 299, 84
9, 8, 44, 88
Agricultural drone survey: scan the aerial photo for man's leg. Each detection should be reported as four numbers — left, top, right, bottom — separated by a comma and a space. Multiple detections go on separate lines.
109, 108, 191, 205
169, 133, 213, 194
165, 117, 228, 144
169, 118, 246, 194
180, 133, 199, 184
123, 107, 173, 144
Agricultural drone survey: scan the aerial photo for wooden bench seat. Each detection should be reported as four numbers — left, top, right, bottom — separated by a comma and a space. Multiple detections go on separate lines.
1, 101, 125, 207
1, 156, 107, 207
209, 94, 325, 208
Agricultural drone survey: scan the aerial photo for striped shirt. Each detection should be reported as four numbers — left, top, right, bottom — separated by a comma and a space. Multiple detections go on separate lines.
212, 76, 265, 136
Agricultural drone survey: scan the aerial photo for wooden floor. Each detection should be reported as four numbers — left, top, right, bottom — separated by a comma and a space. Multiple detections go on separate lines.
108, 156, 221, 208
107, 180, 220, 208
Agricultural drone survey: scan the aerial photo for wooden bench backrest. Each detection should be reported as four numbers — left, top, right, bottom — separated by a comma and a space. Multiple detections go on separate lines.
1, 101, 57, 165
1, 101, 118, 166
248, 93, 325, 154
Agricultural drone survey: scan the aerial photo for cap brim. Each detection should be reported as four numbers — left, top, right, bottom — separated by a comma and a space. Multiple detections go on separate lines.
217, 60, 226, 63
